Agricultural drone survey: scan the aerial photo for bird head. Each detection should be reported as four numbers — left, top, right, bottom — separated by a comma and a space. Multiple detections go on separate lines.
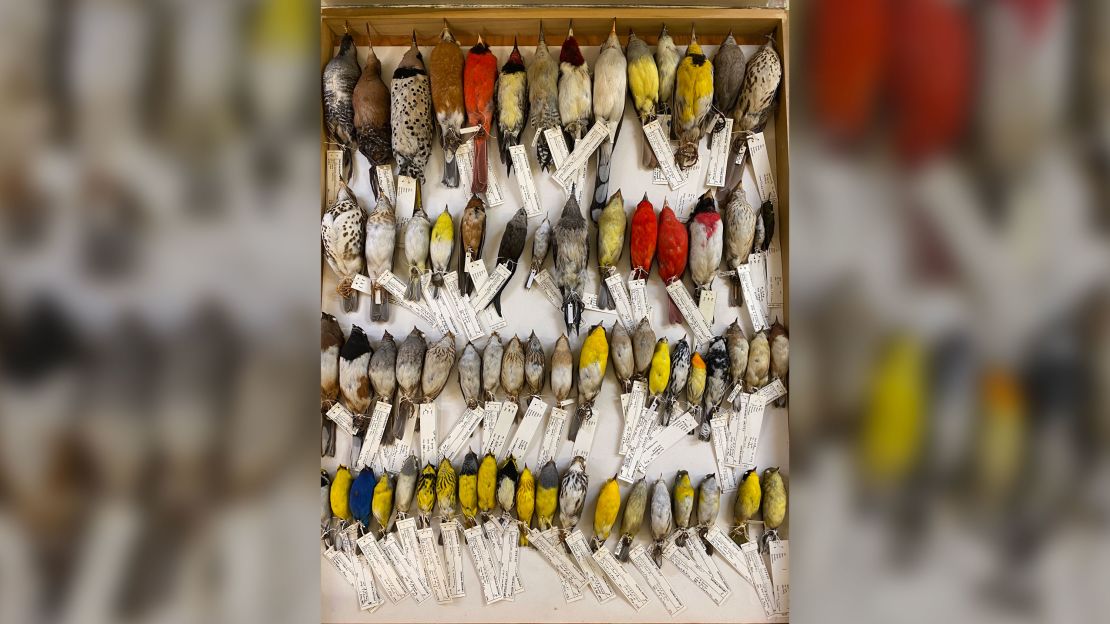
398, 31, 425, 70
440, 20, 455, 43
559, 23, 584, 66
505, 37, 525, 70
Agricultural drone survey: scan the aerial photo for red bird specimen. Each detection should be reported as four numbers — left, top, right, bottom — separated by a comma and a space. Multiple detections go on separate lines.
656, 199, 689, 323
464, 36, 499, 194
629, 194, 658, 280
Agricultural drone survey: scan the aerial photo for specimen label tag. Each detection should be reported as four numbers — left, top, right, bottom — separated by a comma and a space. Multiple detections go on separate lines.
389, 416, 418, 473
629, 544, 686, 615
604, 271, 636, 329
439, 407, 483, 462
508, 144, 543, 219
533, 269, 564, 310
748, 251, 770, 322
481, 519, 511, 601
396, 175, 417, 216
739, 397, 767, 467
699, 288, 717, 324
643, 119, 687, 190
456, 141, 504, 207
356, 530, 408, 603
570, 409, 599, 464
686, 532, 730, 596
769, 539, 790, 614
529, 530, 586, 602
416, 527, 452, 603
498, 523, 523, 598
619, 381, 647, 455
746, 132, 778, 206
592, 547, 649, 610
638, 411, 698, 469
356, 401, 392, 470
375, 165, 396, 205
470, 263, 512, 311
553, 122, 609, 188
711, 415, 742, 491
738, 264, 769, 332
395, 517, 428, 587
734, 141, 748, 166
537, 406, 567, 465
706, 117, 734, 187
767, 246, 784, 315
705, 525, 753, 585
663, 538, 728, 605
481, 401, 502, 448
325, 149, 343, 206
741, 542, 776, 616
383, 533, 431, 603
725, 398, 748, 466
440, 272, 484, 341
440, 520, 466, 598
565, 529, 616, 604
325, 402, 358, 436
463, 525, 504, 604
628, 278, 648, 321
355, 553, 383, 611
673, 190, 699, 223
418, 403, 438, 463
374, 271, 439, 328
543, 127, 586, 204
465, 258, 488, 290
506, 397, 548, 460
666, 280, 713, 346
419, 273, 453, 335
485, 402, 519, 459
478, 308, 507, 333
323, 547, 356, 587
618, 406, 656, 483
460, 125, 480, 135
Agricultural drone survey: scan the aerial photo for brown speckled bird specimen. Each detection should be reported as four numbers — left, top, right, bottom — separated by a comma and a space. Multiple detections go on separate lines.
429, 23, 466, 188
528, 24, 561, 172
391, 32, 435, 182
321, 182, 366, 313
393, 327, 427, 441
524, 331, 546, 402
497, 38, 528, 175
458, 194, 486, 296
421, 332, 457, 420
731, 40, 782, 158
500, 335, 525, 412
721, 181, 757, 306
353, 30, 392, 196
324, 30, 360, 178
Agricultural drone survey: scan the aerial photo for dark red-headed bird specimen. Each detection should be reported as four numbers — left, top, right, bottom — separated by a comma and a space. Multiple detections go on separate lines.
497, 38, 528, 175
629, 194, 658, 280
656, 198, 689, 323
464, 36, 498, 194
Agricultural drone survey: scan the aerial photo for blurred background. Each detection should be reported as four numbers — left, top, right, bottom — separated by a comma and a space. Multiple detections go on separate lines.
0, 0, 1106, 623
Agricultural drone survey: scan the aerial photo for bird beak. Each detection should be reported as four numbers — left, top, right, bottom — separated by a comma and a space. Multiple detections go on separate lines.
660, 23, 669, 37
642, 192, 649, 202
538, 20, 545, 43
610, 18, 617, 34
477, 33, 484, 46
410, 30, 417, 47
567, 20, 573, 37
689, 23, 696, 43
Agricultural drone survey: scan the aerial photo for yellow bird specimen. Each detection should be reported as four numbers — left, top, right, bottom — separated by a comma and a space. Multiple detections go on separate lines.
477, 452, 498, 519
674, 26, 713, 169
648, 338, 671, 403
516, 465, 535, 546
592, 476, 622, 551
329, 465, 354, 521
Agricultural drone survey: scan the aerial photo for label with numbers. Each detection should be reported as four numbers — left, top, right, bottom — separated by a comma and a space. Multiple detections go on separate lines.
537, 406, 567, 466
746, 132, 777, 206
389, 416, 418, 473
533, 269, 564, 310
592, 546, 650, 610
673, 190, 699, 223
604, 271, 636, 329
543, 128, 585, 204
638, 411, 698, 468
373, 271, 439, 328
508, 145, 543, 218
738, 397, 767, 467
325, 149, 343, 206
741, 542, 776, 616
699, 288, 717, 324
456, 141, 504, 207
478, 307, 507, 333
618, 406, 656, 483
629, 544, 686, 615
470, 263, 512, 312
418, 403, 438, 464
711, 416, 742, 491
528, 528, 588, 588
396, 175, 417, 217
375, 165, 395, 205
440, 520, 466, 598
734, 141, 748, 166
355, 553, 383, 611
704, 526, 754, 586
706, 117, 734, 187
619, 381, 647, 455
506, 397, 547, 460
565, 529, 616, 603
419, 273, 452, 335
325, 402, 359, 436
769, 540, 789, 614
395, 517, 428, 587
529, 530, 585, 603
643, 119, 687, 190
356, 531, 408, 603
484, 402, 518, 459
481, 401, 502, 448
463, 525, 504, 604
666, 281, 713, 346
628, 278, 648, 321
499, 523, 523, 598
416, 527, 452, 603
438, 272, 483, 341
356, 403, 391, 472
748, 251, 769, 322
382, 533, 431, 603
570, 409, 599, 464
662, 539, 728, 605
439, 407, 483, 462
686, 533, 730, 596
737, 264, 769, 332
480, 519, 512, 601
554, 122, 609, 188
767, 246, 784, 315
323, 547, 356, 587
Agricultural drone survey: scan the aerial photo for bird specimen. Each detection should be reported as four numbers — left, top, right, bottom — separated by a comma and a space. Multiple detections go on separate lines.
321, 182, 366, 312
353, 30, 392, 194
459, 450, 479, 527
458, 194, 487, 295
536, 460, 560, 531
558, 24, 591, 150
402, 191, 431, 301
761, 467, 786, 551
349, 468, 376, 528
722, 182, 757, 305
324, 30, 359, 175
657, 199, 689, 323
732, 40, 782, 142
464, 36, 498, 194
590, 21, 626, 216
528, 24, 561, 172
592, 476, 621, 551
655, 25, 680, 120
629, 193, 658, 281
372, 472, 394, 536
497, 457, 519, 516
696, 473, 720, 554
702, 336, 730, 440
610, 321, 634, 394
550, 334, 574, 406
672, 469, 694, 547
570, 323, 608, 440
330, 465, 354, 522
552, 190, 589, 334
477, 452, 498, 521
614, 477, 647, 562
687, 351, 706, 434
559, 456, 589, 539
364, 191, 396, 321
648, 338, 671, 409
688, 190, 723, 303
391, 33, 434, 182
458, 341, 482, 410
395, 455, 420, 521
437, 457, 458, 522
526, 217, 551, 289
321, 313, 343, 456
501, 335, 525, 411
626, 29, 660, 168
745, 330, 770, 391
662, 337, 690, 426
421, 331, 457, 414
755, 199, 775, 253
417, 463, 437, 528
650, 476, 673, 567
497, 39, 528, 175
482, 332, 503, 402
725, 321, 749, 401
430, 23, 466, 187
732, 468, 761, 544
517, 465, 535, 545
491, 207, 529, 316
631, 318, 657, 384
769, 321, 789, 406
370, 330, 398, 442
674, 25, 714, 169
429, 207, 454, 298
707, 30, 746, 146
393, 328, 426, 441
596, 189, 626, 310
339, 325, 372, 420
524, 331, 546, 401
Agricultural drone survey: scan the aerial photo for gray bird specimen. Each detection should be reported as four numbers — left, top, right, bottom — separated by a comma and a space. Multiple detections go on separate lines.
321, 313, 343, 457
458, 194, 486, 296
590, 21, 627, 218
626, 30, 659, 168
391, 33, 435, 182
491, 207, 529, 316
744, 330, 770, 392
758, 199, 775, 252
725, 321, 749, 399
340, 325, 373, 417
732, 40, 782, 141
395, 455, 420, 516
402, 191, 432, 301
525, 217, 552, 289
353, 32, 392, 195
497, 457, 519, 514
497, 39, 529, 175
524, 331, 546, 400
500, 335, 525, 410
673, 470, 694, 547
707, 30, 746, 146
422, 332, 457, 404
458, 341, 482, 410
482, 332, 503, 401
550, 334, 574, 405
609, 321, 634, 393
324, 31, 360, 171
662, 337, 691, 426
321, 471, 332, 537
552, 190, 589, 334
364, 192, 397, 322
557, 24, 591, 150
631, 318, 657, 382
321, 183, 366, 313
528, 24, 561, 172
654, 25, 680, 119
722, 181, 757, 306
696, 473, 721, 554
650, 477, 673, 567
429, 24, 466, 188
769, 321, 788, 407
615, 477, 648, 562
702, 336, 730, 441
370, 331, 398, 442
559, 456, 589, 536
537, 460, 561, 530
393, 328, 427, 440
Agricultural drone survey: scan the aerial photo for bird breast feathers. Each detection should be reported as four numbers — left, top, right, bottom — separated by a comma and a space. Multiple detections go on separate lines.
593, 58, 627, 121
497, 73, 527, 129
628, 59, 660, 114
559, 64, 591, 123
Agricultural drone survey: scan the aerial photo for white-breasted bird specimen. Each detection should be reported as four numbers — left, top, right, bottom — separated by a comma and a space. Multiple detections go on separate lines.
402, 187, 431, 301
458, 341, 482, 410
391, 32, 435, 182
528, 24, 561, 172
497, 39, 529, 175
745, 330, 770, 392
558, 24, 591, 151
687, 190, 723, 303
590, 21, 627, 218
526, 217, 552, 289
650, 476, 673, 567
364, 191, 396, 321
321, 182, 366, 312
482, 332, 503, 402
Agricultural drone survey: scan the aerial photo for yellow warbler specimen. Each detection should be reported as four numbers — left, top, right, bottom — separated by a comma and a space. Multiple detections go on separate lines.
477, 452, 498, 519
329, 465, 354, 521
536, 460, 560, 531
626, 29, 660, 167
648, 338, 671, 401
570, 323, 609, 440
372, 472, 394, 536
459, 450, 479, 526
674, 26, 713, 169
516, 466, 535, 546
760, 467, 787, 552
672, 470, 695, 547
429, 208, 454, 298
592, 476, 622, 551
732, 468, 761, 545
